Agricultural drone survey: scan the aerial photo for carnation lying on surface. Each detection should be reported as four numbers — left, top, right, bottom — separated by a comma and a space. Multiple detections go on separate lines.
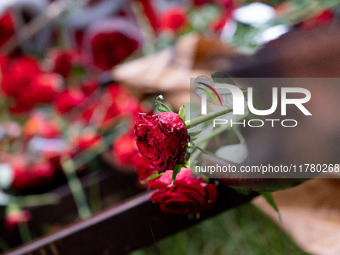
148, 168, 217, 215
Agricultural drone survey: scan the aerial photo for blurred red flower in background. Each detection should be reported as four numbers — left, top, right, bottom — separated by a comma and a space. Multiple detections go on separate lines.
48, 49, 74, 78
112, 132, 138, 166
5, 210, 32, 230
0, 11, 15, 48
192, 0, 213, 7
6, 155, 56, 191
1, 57, 62, 112
55, 89, 85, 114
73, 133, 102, 153
29, 73, 63, 104
81, 78, 99, 96
90, 32, 139, 71
23, 114, 61, 139
159, 7, 188, 34
300, 9, 335, 30
1, 57, 41, 98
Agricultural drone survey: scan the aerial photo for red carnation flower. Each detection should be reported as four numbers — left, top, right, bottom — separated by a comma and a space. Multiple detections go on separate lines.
106, 84, 141, 118
1, 56, 41, 98
89, 32, 138, 70
23, 114, 60, 139
55, 89, 85, 114
73, 133, 102, 153
112, 132, 138, 166
149, 168, 217, 215
0, 57, 61, 112
134, 112, 188, 171
82, 84, 142, 129
83, 18, 142, 71
29, 73, 63, 104
49, 49, 74, 78
81, 78, 99, 96
159, 7, 188, 34
11, 159, 56, 191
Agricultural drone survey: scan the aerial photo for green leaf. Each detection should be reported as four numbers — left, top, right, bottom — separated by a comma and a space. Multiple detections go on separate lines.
211, 71, 225, 81
179, 105, 186, 121
211, 73, 236, 85
259, 192, 281, 221
234, 188, 251, 196
147, 171, 162, 181
169, 164, 184, 187
189, 130, 203, 141
154, 95, 173, 113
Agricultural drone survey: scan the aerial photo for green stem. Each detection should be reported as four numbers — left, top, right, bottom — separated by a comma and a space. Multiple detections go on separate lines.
185, 108, 232, 129
195, 126, 230, 145
61, 157, 91, 219
189, 142, 208, 164
18, 222, 32, 244
15, 194, 60, 207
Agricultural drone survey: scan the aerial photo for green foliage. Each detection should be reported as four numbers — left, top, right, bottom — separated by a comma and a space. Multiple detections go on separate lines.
130, 203, 307, 255
170, 164, 186, 186
178, 105, 186, 122
259, 192, 281, 221
154, 95, 173, 113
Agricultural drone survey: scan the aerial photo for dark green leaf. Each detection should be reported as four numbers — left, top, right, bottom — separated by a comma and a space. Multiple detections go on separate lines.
211, 71, 225, 81
169, 164, 184, 187
259, 192, 281, 221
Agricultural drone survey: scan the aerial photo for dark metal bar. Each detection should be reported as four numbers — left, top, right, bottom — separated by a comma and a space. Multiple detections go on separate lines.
4, 186, 255, 255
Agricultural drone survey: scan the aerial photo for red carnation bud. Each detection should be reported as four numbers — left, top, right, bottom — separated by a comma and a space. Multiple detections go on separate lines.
134, 112, 188, 171
5, 210, 32, 230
